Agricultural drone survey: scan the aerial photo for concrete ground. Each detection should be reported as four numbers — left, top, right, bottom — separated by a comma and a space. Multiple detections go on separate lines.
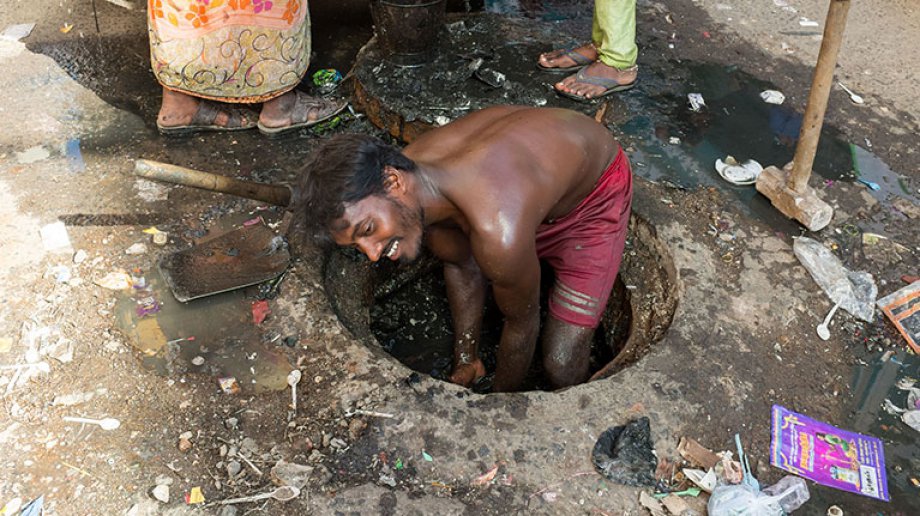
0, 0, 917, 515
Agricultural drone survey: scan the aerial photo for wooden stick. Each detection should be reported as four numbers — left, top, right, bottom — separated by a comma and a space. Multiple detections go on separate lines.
789, 0, 851, 193
134, 159, 292, 207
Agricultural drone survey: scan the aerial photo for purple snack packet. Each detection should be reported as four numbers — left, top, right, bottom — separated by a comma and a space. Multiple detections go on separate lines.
770, 405, 889, 501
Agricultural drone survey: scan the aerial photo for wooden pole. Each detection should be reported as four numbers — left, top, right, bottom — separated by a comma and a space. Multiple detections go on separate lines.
789, 0, 851, 193
134, 159, 291, 207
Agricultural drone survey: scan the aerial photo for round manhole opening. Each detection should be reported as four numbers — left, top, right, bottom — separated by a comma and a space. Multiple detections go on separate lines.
323, 214, 678, 392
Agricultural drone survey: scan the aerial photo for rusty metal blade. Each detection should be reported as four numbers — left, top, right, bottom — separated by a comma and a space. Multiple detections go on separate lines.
158, 224, 289, 302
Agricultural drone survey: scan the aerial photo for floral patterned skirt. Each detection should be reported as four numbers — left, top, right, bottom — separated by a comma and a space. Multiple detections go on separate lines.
148, 0, 311, 103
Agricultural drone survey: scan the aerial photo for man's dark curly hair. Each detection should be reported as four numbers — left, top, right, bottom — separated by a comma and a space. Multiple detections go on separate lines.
290, 133, 417, 247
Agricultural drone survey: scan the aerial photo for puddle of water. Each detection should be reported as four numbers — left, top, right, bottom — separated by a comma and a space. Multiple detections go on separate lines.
113, 231, 292, 393
617, 63, 918, 233
822, 349, 920, 511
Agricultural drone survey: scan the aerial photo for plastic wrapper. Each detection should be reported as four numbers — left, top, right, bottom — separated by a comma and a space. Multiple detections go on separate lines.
793, 237, 877, 321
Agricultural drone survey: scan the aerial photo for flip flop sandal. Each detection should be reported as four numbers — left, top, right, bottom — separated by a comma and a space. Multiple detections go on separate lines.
536, 46, 596, 73
556, 66, 637, 103
157, 101, 257, 136
257, 92, 349, 138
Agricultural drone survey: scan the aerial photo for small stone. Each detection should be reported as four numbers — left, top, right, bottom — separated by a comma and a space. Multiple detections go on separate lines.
125, 243, 148, 255
220, 444, 228, 457
314, 375, 323, 384
155, 474, 174, 486
271, 460, 314, 489
53, 391, 95, 406
225, 417, 239, 430
179, 431, 193, 440
152, 484, 169, 503
348, 419, 366, 440
330, 438, 347, 449
73, 249, 87, 264
321, 433, 331, 449
241, 437, 257, 454
226, 460, 242, 477
178, 438, 192, 453
191, 356, 205, 366
218, 506, 238, 516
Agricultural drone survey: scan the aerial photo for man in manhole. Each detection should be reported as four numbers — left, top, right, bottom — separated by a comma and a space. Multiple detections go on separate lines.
296, 106, 633, 391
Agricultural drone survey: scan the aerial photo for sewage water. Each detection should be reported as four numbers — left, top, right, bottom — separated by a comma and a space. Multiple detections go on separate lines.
616, 63, 918, 234
112, 215, 293, 393
113, 268, 291, 393
836, 348, 920, 512
369, 260, 625, 391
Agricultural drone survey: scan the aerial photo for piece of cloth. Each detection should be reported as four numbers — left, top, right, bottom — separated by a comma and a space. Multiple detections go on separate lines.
593, 0, 638, 69
536, 146, 633, 328
147, 0, 311, 103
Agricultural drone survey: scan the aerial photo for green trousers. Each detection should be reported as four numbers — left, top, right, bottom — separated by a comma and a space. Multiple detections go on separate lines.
593, 0, 638, 69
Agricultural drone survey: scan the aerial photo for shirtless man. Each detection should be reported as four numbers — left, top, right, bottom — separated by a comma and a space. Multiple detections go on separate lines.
295, 106, 633, 391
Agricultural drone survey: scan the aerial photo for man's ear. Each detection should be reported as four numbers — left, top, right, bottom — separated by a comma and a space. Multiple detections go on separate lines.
382, 166, 405, 195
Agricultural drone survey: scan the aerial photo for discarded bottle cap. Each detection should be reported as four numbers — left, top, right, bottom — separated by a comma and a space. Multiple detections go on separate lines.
153, 232, 168, 245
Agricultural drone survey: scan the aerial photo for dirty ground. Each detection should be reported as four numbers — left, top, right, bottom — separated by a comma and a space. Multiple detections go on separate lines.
0, 0, 918, 515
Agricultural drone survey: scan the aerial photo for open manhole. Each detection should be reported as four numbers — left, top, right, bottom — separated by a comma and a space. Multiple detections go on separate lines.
323, 214, 678, 391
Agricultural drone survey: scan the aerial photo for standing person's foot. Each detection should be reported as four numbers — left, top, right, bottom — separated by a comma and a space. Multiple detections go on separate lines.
156, 88, 257, 135
257, 90, 348, 137
537, 43, 598, 72
554, 62, 638, 102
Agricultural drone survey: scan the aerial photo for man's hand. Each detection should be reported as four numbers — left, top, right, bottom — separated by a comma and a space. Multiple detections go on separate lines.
448, 359, 486, 387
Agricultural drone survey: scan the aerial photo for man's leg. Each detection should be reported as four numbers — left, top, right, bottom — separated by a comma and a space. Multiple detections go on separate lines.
556, 0, 638, 99
541, 316, 595, 389
593, 0, 638, 70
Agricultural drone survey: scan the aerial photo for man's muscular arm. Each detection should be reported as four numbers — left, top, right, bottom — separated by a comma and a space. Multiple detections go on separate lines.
444, 258, 487, 385
426, 226, 488, 386
474, 234, 541, 392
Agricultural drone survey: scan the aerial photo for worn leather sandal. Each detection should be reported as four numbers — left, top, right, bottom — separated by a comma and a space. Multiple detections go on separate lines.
157, 101, 257, 136
257, 92, 348, 138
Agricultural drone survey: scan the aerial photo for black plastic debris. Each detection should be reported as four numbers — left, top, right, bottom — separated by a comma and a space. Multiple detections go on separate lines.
591, 417, 657, 486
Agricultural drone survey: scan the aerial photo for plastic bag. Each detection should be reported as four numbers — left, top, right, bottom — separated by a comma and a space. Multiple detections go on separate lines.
591, 417, 657, 486
709, 476, 810, 515
793, 237, 877, 322
762, 475, 810, 513
708, 484, 783, 516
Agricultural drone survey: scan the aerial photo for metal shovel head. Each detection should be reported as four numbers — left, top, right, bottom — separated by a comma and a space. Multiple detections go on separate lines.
158, 223, 290, 302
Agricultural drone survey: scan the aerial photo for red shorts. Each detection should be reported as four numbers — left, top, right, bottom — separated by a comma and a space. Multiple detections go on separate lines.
535, 147, 633, 328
